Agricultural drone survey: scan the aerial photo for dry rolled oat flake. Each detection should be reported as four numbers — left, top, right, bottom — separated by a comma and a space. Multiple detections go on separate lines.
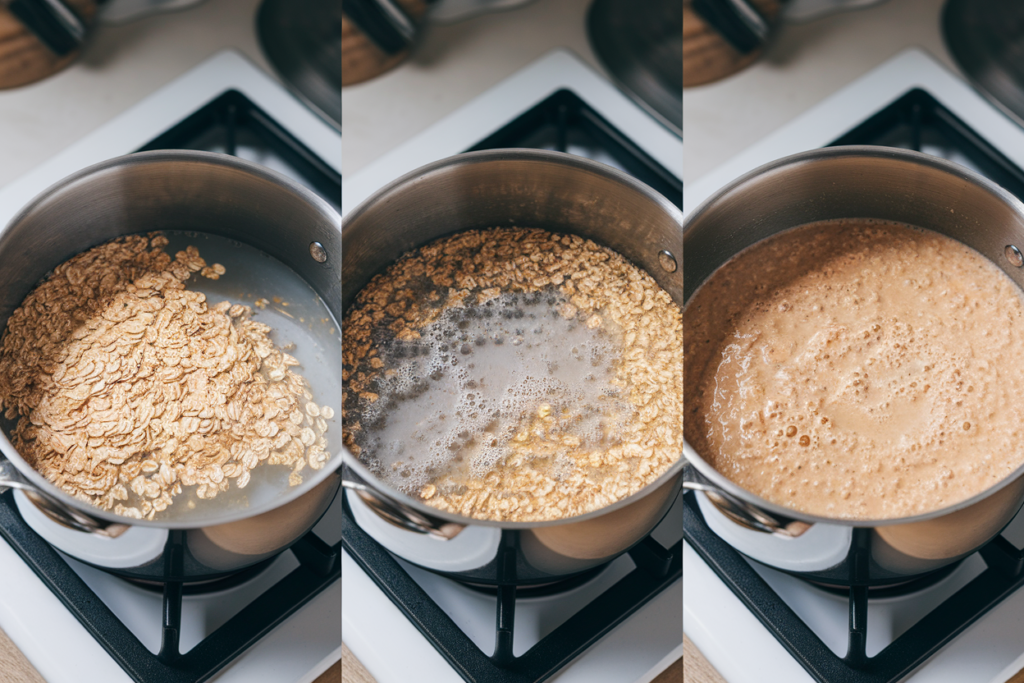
0, 235, 331, 520
342, 227, 682, 522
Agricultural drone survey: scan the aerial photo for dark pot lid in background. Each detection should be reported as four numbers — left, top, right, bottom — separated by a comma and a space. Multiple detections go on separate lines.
587, 0, 682, 137
257, 0, 341, 129
943, 0, 1024, 128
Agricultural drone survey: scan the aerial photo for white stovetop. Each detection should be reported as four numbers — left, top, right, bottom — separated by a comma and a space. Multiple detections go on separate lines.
0, 0, 275, 189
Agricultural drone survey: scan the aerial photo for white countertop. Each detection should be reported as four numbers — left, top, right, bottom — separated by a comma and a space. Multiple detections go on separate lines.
683, 0, 961, 185
340, 0, 609, 178
0, 0, 274, 189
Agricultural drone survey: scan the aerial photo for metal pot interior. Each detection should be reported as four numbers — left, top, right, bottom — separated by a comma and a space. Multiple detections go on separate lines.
0, 150, 343, 529
683, 145, 1024, 527
342, 149, 684, 527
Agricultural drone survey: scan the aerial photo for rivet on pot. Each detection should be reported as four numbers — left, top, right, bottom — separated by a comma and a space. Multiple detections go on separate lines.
309, 241, 328, 263
1006, 245, 1023, 267
658, 249, 678, 273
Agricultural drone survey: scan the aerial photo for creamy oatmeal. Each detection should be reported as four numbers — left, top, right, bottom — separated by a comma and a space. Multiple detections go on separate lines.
0, 235, 331, 520
343, 228, 682, 522
685, 220, 1024, 519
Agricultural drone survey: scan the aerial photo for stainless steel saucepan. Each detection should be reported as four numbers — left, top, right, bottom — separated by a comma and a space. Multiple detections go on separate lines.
0, 150, 342, 582
684, 146, 1024, 586
342, 149, 683, 586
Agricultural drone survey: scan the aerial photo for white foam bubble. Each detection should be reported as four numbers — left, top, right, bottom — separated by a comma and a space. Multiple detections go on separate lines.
350, 292, 632, 493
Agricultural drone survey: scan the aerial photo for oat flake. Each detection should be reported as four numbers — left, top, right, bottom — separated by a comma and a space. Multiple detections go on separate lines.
342, 228, 681, 522
0, 235, 331, 519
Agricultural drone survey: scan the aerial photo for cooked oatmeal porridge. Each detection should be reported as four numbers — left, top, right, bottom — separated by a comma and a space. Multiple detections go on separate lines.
685, 220, 1024, 519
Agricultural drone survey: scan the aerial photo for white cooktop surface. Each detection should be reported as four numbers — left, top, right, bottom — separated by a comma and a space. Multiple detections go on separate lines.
0, 49, 342, 683
683, 47, 1024, 683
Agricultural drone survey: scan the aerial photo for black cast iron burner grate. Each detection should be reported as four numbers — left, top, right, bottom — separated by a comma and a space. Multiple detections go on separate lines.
0, 491, 340, 683
683, 492, 1024, 683
829, 87, 1024, 200
341, 493, 682, 683
139, 88, 342, 210
466, 88, 682, 209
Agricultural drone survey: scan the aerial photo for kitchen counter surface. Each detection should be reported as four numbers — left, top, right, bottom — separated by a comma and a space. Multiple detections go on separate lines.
0, 0, 275, 190
683, 636, 725, 683
0, 625, 44, 683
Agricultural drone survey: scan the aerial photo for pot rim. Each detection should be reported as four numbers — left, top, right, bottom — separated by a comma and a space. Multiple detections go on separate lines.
0, 149, 344, 530
683, 144, 1024, 528
341, 148, 685, 529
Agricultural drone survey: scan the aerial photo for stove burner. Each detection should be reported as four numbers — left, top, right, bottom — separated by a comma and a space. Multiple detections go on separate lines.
801, 562, 963, 599
138, 89, 341, 210
466, 88, 682, 208
830, 87, 1024, 199
459, 564, 609, 598
120, 557, 278, 596
0, 490, 339, 683
342, 493, 680, 683
684, 491, 1024, 683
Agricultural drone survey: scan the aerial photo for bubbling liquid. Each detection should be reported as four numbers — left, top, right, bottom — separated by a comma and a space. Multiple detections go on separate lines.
342, 227, 683, 522
685, 219, 1024, 520
350, 292, 633, 494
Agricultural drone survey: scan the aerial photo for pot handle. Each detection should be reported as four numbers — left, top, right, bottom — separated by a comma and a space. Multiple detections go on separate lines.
682, 464, 812, 538
0, 457, 130, 538
342, 468, 465, 540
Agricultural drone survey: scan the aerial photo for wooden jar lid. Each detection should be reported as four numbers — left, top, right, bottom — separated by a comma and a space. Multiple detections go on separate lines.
683, 0, 780, 88
342, 0, 428, 87
0, 0, 96, 90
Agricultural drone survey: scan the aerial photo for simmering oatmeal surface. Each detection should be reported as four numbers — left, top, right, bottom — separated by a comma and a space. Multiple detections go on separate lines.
343, 228, 682, 522
685, 220, 1024, 519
